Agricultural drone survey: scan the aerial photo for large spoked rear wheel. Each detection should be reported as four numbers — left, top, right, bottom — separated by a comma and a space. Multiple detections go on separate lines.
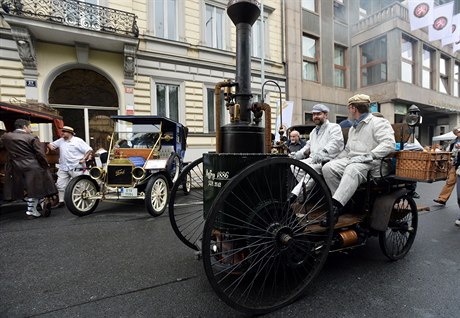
169, 157, 204, 250
379, 194, 418, 260
64, 175, 100, 217
145, 174, 169, 217
202, 157, 334, 315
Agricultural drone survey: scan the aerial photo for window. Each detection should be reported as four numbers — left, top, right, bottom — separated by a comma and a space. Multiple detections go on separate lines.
302, 0, 316, 12
334, 0, 346, 21
336, 115, 348, 124
252, 19, 264, 58
439, 56, 449, 94
359, 0, 370, 20
302, 35, 318, 81
401, 36, 414, 83
454, 63, 460, 97
422, 47, 433, 89
304, 112, 313, 124
360, 37, 387, 86
154, 0, 177, 40
206, 88, 225, 133
334, 45, 346, 88
156, 84, 179, 122
205, 4, 225, 49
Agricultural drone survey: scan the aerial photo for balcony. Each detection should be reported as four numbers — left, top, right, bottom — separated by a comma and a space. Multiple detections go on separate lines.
1, 0, 138, 52
351, 2, 410, 35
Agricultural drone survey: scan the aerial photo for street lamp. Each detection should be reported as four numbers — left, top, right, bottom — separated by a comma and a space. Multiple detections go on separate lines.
403, 104, 422, 147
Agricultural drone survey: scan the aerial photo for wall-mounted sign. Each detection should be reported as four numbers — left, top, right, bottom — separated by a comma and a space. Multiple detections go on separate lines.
125, 87, 133, 94
25, 80, 36, 87
126, 104, 134, 115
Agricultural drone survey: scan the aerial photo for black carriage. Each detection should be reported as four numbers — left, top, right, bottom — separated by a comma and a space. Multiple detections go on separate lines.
168, 0, 450, 315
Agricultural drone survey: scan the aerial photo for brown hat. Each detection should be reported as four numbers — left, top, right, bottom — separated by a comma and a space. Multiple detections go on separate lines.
61, 126, 75, 135
348, 94, 371, 105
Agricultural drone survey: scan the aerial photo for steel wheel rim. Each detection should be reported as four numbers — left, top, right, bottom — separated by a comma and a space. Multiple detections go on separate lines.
151, 178, 167, 211
71, 179, 97, 212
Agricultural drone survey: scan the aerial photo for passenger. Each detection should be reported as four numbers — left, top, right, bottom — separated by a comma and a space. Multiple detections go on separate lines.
48, 126, 92, 208
1, 119, 58, 219
286, 129, 306, 153
434, 127, 460, 205
289, 104, 344, 202
322, 94, 395, 222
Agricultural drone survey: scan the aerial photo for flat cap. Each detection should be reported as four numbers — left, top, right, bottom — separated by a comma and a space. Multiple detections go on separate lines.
348, 94, 371, 105
453, 126, 460, 133
61, 126, 75, 135
312, 103, 329, 113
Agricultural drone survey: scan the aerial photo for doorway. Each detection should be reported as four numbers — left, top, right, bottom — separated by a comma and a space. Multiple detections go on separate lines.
48, 68, 118, 150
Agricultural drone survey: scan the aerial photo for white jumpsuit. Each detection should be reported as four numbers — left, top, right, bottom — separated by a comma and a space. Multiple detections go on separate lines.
291, 120, 344, 196
322, 114, 395, 206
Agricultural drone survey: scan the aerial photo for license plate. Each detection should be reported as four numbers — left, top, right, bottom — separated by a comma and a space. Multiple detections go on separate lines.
121, 187, 138, 197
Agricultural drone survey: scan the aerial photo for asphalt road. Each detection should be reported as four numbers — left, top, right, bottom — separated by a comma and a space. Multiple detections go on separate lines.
1, 181, 459, 318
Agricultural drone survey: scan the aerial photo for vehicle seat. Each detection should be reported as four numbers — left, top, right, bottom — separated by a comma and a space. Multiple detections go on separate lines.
128, 156, 146, 167
159, 145, 175, 159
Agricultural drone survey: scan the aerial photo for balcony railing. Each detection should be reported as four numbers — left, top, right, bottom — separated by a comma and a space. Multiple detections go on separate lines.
352, 2, 409, 35
1, 0, 139, 37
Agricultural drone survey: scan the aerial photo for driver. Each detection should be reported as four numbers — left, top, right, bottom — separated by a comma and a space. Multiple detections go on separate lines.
288, 104, 344, 203
322, 94, 395, 223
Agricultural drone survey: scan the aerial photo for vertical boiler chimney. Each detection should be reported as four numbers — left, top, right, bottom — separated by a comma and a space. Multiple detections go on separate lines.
220, 0, 264, 153
227, 0, 260, 123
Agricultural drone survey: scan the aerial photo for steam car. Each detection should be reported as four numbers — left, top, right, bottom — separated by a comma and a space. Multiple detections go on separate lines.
64, 116, 188, 217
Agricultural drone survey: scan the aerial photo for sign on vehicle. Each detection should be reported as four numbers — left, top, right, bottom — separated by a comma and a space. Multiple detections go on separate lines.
120, 187, 138, 197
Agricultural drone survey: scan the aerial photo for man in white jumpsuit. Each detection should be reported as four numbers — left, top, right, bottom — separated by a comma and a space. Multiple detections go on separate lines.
289, 104, 344, 202
322, 94, 395, 220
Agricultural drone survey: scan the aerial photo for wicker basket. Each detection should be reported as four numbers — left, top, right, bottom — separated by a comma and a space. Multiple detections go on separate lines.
395, 151, 451, 182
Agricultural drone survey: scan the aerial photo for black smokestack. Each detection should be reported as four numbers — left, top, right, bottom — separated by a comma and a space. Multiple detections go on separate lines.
227, 0, 260, 123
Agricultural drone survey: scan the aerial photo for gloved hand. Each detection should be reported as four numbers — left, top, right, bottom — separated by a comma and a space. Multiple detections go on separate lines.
310, 152, 325, 164
349, 154, 373, 164
290, 152, 304, 160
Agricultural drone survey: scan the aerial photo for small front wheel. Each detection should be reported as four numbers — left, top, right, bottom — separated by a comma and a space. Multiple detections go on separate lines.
64, 176, 100, 217
145, 174, 169, 217
379, 194, 418, 260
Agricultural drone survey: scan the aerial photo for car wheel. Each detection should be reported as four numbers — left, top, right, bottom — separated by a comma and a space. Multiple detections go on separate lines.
145, 174, 169, 217
64, 176, 100, 217
167, 153, 181, 183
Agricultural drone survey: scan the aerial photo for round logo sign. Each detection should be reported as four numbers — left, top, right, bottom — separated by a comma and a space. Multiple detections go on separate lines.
414, 3, 430, 18
433, 17, 448, 31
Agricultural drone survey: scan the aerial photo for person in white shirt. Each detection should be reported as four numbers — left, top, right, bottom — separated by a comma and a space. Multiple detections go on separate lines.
48, 126, 92, 208
289, 104, 344, 202
322, 94, 395, 223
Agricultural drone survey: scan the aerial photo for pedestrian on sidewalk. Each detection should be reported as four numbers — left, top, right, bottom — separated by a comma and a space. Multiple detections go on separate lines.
433, 127, 460, 205
0, 119, 58, 219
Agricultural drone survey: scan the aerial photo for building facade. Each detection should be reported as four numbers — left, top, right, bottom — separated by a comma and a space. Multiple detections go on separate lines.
0, 0, 285, 161
286, 0, 460, 145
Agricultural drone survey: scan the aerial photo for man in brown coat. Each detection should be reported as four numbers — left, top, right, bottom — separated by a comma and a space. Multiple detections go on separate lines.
1, 119, 58, 219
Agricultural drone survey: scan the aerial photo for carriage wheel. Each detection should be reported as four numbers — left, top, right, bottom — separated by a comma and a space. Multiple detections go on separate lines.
169, 157, 204, 250
379, 194, 418, 261
202, 157, 333, 315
